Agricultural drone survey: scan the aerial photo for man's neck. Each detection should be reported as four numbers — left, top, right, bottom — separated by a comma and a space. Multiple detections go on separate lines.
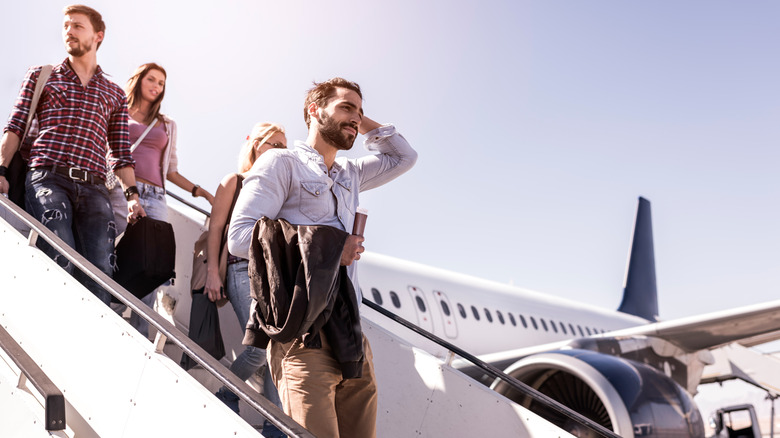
306, 130, 338, 171
68, 54, 99, 86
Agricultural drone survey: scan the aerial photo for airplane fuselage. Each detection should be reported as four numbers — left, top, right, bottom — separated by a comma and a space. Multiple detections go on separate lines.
358, 252, 650, 357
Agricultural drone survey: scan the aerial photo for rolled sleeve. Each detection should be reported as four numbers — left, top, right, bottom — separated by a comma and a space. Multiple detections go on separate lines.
164, 117, 179, 175
3, 67, 38, 138
357, 125, 418, 191
106, 95, 133, 170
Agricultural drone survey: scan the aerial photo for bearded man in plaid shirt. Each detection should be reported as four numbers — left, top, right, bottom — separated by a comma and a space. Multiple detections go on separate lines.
0, 5, 146, 304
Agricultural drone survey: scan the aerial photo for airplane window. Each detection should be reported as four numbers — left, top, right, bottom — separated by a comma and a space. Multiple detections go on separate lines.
496, 311, 505, 325
549, 320, 558, 333
471, 305, 480, 320
389, 291, 401, 309
371, 288, 383, 305
540, 319, 548, 331
559, 322, 567, 334
585, 327, 592, 335
530, 317, 538, 330
577, 325, 584, 337
457, 303, 467, 319
484, 308, 493, 323
519, 315, 528, 329
440, 300, 451, 316
508, 313, 516, 326
415, 296, 427, 313
569, 324, 576, 335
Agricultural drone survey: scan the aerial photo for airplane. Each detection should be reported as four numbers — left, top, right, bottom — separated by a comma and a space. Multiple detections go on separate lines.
354, 196, 780, 437
3, 189, 778, 437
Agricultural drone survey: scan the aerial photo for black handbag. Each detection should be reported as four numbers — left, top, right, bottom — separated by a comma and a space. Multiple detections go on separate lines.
7, 151, 28, 208
114, 216, 176, 299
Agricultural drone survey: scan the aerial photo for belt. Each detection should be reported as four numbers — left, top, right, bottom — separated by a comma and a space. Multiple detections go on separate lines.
35, 165, 104, 185
227, 254, 246, 265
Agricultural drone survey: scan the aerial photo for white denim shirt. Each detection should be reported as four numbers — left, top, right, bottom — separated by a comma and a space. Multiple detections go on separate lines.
228, 125, 417, 297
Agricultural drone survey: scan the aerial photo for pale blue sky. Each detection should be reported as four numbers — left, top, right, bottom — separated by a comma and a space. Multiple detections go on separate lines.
2, 0, 778, 324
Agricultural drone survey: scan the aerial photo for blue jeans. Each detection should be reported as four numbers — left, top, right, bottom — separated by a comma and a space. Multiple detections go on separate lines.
25, 168, 116, 305
218, 260, 283, 425
109, 181, 169, 337
109, 181, 168, 235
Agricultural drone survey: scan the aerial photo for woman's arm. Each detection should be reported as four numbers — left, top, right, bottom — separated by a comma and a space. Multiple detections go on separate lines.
203, 173, 238, 302
167, 171, 215, 205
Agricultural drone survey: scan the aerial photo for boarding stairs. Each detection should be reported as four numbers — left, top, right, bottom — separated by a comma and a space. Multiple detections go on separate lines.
0, 193, 614, 437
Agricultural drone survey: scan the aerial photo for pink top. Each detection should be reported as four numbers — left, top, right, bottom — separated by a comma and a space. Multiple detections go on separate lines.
129, 118, 169, 187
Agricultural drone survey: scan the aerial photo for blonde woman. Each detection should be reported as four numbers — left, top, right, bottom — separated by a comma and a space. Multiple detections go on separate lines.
207, 122, 286, 437
110, 62, 214, 338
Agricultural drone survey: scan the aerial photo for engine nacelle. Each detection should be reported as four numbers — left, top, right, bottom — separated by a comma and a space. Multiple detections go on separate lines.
492, 349, 705, 438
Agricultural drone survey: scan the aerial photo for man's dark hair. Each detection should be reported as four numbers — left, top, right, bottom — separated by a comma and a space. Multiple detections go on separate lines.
63, 5, 106, 49
303, 77, 362, 128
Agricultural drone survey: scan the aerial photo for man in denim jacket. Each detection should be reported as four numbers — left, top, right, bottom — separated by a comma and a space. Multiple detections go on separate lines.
228, 77, 417, 437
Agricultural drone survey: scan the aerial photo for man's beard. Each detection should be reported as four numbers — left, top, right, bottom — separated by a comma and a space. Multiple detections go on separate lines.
318, 111, 357, 151
65, 39, 92, 57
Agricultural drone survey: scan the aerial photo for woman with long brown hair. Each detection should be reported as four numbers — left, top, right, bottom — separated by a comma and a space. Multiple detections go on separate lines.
110, 62, 214, 338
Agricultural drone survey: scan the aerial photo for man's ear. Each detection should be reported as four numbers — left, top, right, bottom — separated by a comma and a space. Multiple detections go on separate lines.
95, 31, 104, 45
307, 102, 319, 124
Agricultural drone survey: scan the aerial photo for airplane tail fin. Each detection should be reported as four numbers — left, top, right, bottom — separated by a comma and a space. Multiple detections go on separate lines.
617, 197, 659, 321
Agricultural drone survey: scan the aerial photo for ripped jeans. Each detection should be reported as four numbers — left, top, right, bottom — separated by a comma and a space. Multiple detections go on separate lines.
25, 168, 116, 305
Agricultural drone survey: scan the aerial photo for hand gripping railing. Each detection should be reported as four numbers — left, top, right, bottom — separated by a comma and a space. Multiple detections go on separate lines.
362, 298, 622, 438
0, 195, 315, 438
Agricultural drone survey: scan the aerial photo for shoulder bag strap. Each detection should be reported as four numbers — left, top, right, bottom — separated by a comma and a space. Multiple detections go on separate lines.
21, 64, 53, 143
106, 118, 157, 168
219, 174, 245, 258
130, 119, 158, 153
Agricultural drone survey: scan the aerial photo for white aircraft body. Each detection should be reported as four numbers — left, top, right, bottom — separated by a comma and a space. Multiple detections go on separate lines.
354, 197, 780, 437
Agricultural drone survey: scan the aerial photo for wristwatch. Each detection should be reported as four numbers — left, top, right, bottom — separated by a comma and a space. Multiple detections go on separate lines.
124, 185, 139, 201
0, 165, 8, 177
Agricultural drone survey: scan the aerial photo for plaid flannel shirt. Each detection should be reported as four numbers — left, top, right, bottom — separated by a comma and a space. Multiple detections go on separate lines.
3, 58, 133, 179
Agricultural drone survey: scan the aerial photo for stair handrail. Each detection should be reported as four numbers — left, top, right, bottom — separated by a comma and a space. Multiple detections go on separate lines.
0, 324, 66, 431
0, 195, 314, 438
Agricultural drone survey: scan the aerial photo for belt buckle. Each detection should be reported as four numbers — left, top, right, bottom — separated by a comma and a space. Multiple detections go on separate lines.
68, 167, 88, 182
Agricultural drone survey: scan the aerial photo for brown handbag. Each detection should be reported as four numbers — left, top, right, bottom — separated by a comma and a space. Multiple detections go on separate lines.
189, 174, 244, 305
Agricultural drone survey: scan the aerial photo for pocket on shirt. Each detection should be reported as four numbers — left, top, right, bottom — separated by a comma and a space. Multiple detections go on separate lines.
41, 84, 68, 110
299, 181, 329, 222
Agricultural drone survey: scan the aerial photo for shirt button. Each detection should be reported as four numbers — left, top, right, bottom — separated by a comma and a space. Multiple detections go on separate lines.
315, 191, 320, 195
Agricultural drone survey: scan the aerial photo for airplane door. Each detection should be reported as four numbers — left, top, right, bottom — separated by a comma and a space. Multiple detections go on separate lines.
408, 286, 434, 333
433, 290, 458, 339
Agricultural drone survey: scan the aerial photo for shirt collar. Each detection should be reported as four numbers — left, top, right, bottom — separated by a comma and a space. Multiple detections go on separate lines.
293, 141, 343, 174
57, 57, 105, 82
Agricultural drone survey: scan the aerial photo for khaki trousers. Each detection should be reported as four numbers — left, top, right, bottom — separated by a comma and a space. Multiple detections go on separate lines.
268, 332, 378, 438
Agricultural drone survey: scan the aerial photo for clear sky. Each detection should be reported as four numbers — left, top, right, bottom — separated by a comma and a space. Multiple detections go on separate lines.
3, 0, 779, 425
3, 1, 778, 320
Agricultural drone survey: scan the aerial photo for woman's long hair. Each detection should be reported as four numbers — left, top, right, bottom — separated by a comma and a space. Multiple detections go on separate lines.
125, 62, 167, 125
238, 122, 285, 173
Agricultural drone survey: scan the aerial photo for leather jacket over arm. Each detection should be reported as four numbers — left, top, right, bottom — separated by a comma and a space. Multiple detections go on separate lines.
243, 217, 365, 379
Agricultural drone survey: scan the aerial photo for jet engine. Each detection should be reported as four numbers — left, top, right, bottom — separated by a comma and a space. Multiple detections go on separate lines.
491, 349, 705, 438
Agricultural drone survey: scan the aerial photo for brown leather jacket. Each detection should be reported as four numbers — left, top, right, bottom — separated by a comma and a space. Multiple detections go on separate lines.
243, 217, 365, 378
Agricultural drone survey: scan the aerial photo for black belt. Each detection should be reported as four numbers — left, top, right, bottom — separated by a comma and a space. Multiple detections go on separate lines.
35, 165, 104, 185
227, 254, 246, 265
